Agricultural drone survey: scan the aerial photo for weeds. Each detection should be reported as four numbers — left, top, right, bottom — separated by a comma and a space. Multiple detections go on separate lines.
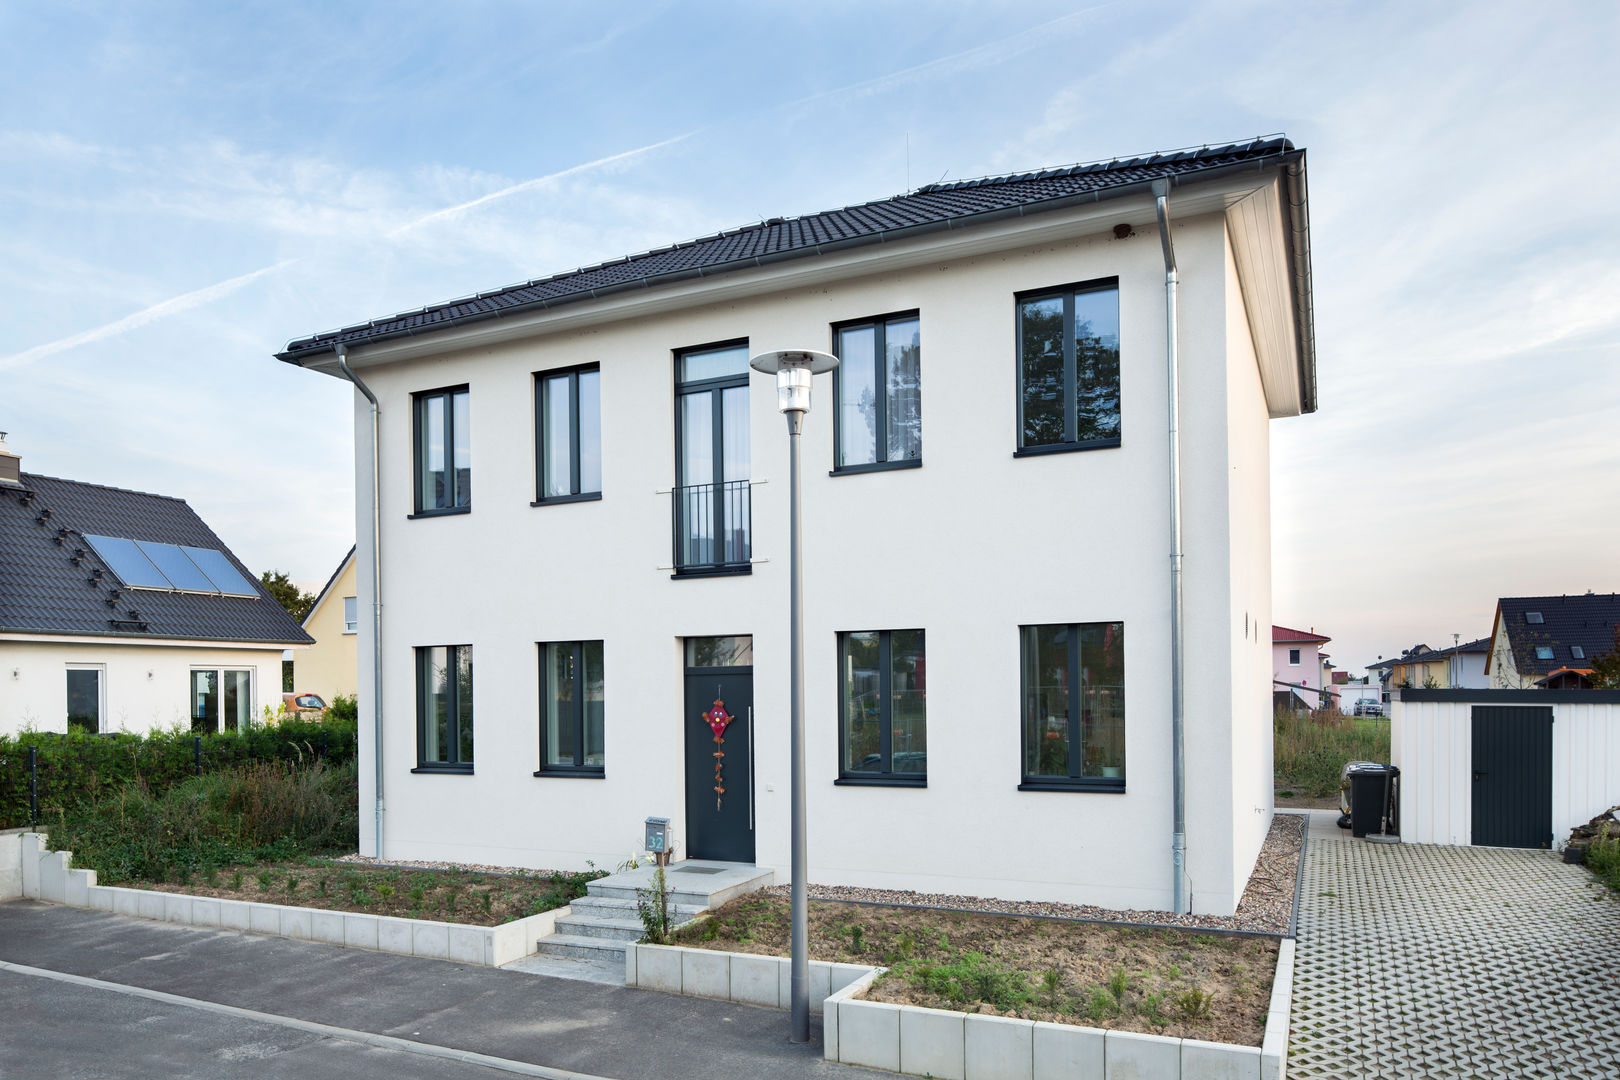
1586, 826, 1620, 893
637, 866, 674, 944
1273, 708, 1389, 796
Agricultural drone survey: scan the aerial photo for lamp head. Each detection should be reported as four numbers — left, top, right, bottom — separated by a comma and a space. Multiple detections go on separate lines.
749, 349, 838, 415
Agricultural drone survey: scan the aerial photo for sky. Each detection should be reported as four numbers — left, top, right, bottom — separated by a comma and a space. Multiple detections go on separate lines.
2, 0, 1617, 672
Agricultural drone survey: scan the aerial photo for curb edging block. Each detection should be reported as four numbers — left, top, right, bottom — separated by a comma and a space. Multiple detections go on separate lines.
412, 922, 450, 960
191, 898, 222, 929
447, 926, 484, 965
1260, 939, 1294, 1080
248, 903, 280, 935
681, 949, 730, 1000
162, 893, 192, 925
1182, 1039, 1261, 1080
1033, 1021, 1105, 1080
344, 914, 380, 950
378, 916, 413, 956
219, 899, 251, 931
729, 953, 779, 1007
900, 1005, 966, 1080
282, 907, 313, 941
1103, 1029, 1180, 1079
965, 1013, 1034, 1080
637, 945, 683, 993
839, 999, 902, 1073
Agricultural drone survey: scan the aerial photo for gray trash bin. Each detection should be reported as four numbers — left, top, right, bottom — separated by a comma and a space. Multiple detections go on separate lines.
1348, 764, 1399, 839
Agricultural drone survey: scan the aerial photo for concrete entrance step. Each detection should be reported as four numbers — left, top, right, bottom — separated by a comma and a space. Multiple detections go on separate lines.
553, 912, 655, 941
584, 860, 774, 909
536, 933, 627, 962
566, 895, 707, 919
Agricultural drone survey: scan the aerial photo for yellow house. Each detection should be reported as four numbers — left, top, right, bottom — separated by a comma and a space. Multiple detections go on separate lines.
293, 546, 358, 701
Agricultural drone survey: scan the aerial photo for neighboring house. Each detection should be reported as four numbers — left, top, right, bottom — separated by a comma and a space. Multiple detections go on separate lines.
1486, 593, 1620, 689
0, 436, 313, 735
1273, 625, 1331, 711
294, 545, 358, 702
1379, 637, 1490, 691
276, 138, 1317, 916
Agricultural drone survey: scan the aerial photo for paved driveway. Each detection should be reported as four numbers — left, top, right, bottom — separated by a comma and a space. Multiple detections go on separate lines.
1290, 815, 1620, 1079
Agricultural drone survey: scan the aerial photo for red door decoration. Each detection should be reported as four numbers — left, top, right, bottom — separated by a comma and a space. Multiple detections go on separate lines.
702, 698, 734, 811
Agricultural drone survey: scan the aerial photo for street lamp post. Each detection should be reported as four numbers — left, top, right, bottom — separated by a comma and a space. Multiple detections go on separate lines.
749, 347, 838, 1044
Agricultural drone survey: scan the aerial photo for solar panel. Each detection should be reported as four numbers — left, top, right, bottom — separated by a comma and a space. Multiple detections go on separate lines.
82, 535, 171, 589
135, 540, 216, 592
181, 546, 258, 596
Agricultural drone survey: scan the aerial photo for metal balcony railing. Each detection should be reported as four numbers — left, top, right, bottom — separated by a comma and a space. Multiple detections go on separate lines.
673, 480, 750, 573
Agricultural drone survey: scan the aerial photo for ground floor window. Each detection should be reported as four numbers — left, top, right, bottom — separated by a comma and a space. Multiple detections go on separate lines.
837, 629, 926, 784
190, 668, 253, 733
417, 645, 473, 770
537, 641, 605, 776
67, 665, 104, 733
1020, 622, 1125, 790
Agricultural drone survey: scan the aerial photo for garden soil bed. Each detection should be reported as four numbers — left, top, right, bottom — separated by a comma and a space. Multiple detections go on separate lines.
675, 897, 1278, 1046
142, 859, 592, 926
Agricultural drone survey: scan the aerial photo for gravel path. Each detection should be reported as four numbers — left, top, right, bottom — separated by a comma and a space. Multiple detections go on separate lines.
762, 812, 1304, 934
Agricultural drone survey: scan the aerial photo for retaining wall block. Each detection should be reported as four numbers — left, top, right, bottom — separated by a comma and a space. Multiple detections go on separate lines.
829, 962, 871, 995
309, 910, 344, 946
40, 850, 70, 904
682, 948, 730, 1000
1181, 1039, 1260, 1080
1103, 1029, 1181, 1080
447, 926, 485, 965
64, 867, 95, 908
248, 903, 281, 935
113, 888, 142, 918
730, 954, 780, 1008
965, 1013, 1034, 1080
489, 921, 525, 967
779, 958, 833, 1014
623, 943, 639, 986
900, 1004, 967, 1080
1033, 1020, 1105, 1080
824, 999, 839, 1062
282, 907, 313, 941
21, 833, 43, 899
162, 893, 193, 925
344, 914, 380, 951
190, 898, 222, 929
378, 917, 413, 956
412, 922, 450, 960
85, 885, 115, 913
1259, 940, 1294, 1080
0, 834, 20, 902
638, 946, 683, 993
136, 890, 165, 920
219, 899, 251, 931
838, 1000, 902, 1073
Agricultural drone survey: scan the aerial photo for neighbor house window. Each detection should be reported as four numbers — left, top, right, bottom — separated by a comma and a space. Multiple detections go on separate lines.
1020, 623, 1125, 789
833, 313, 921, 471
1572, 645, 1586, 660
1016, 280, 1121, 452
416, 645, 473, 770
66, 665, 104, 734
343, 596, 358, 634
537, 641, 605, 776
1535, 646, 1555, 661
1288, 648, 1301, 665
190, 668, 253, 733
838, 630, 926, 784
413, 387, 471, 513
535, 365, 602, 502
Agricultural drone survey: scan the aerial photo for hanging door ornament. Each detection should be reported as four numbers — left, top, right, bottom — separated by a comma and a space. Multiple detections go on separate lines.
701, 696, 734, 811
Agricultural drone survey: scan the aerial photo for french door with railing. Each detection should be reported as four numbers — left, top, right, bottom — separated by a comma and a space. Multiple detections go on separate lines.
674, 342, 750, 575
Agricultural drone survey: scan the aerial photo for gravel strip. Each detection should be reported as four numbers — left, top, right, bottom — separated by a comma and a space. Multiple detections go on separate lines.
762, 813, 1305, 935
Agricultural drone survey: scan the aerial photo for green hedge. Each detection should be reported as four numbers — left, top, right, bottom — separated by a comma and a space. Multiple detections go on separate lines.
0, 719, 357, 829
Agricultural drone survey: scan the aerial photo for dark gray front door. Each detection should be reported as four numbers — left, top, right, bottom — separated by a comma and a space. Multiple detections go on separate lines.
1471, 705, 1553, 849
683, 643, 754, 863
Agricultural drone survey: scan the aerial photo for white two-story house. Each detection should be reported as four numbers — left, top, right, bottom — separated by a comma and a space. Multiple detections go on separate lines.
277, 138, 1316, 916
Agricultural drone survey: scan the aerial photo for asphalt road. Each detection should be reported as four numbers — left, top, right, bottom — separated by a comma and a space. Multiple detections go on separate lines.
0, 901, 873, 1080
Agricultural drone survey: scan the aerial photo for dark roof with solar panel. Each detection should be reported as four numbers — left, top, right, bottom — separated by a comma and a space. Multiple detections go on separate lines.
0, 473, 313, 644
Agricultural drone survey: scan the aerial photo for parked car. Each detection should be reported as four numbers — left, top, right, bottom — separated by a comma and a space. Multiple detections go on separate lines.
282, 692, 327, 717
1353, 700, 1384, 717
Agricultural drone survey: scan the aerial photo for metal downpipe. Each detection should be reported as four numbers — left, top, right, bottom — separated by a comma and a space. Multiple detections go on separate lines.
336, 345, 385, 860
1152, 180, 1189, 915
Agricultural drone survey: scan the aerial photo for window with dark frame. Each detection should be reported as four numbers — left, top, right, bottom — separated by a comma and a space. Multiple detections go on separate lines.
188, 668, 253, 734
1288, 648, 1301, 665
66, 667, 101, 734
413, 387, 471, 514
1016, 280, 1121, 453
535, 366, 602, 503
537, 641, 605, 776
837, 629, 926, 784
673, 341, 751, 574
832, 313, 921, 472
416, 645, 473, 770
1020, 622, 1125, 790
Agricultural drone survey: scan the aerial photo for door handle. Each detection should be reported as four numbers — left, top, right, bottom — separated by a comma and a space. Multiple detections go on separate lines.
1473, 771, 1484, 782
748, 706, 755, 831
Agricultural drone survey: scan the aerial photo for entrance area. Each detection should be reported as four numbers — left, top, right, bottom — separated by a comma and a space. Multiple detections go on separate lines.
683, 635, 754, 862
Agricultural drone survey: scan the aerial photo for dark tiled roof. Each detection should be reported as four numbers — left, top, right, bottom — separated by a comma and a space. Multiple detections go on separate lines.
0, 473, 313, 645
279, 137, 1304, 363
1496, 594, 1620, 677
1372, 637, 1492, 670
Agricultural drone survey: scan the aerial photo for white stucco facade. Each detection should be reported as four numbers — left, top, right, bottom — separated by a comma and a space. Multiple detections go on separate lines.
325, 175, 1307, 916
0, 636, 285, 735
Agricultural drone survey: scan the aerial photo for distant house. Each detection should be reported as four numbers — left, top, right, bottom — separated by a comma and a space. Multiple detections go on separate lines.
1371, 637, 1491, 696
1273, 625, 1331, 711
1486, 593, 1619, 689
0, 436, 312, 735
294, 546, 358, 702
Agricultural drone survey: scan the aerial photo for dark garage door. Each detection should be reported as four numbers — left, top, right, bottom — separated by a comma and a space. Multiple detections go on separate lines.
1470, 705, 1552, 848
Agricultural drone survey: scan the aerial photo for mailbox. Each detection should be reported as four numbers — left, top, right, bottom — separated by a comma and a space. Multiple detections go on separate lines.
644, 816, 672, 861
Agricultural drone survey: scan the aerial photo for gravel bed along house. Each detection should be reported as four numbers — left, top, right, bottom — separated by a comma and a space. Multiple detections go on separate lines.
762, 812, 1304, 935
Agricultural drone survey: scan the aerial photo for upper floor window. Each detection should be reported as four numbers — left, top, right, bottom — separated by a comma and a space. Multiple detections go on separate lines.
1016, 280, 1120, 454
537, 641, 605, 776
673, 341, 750, 575
838, 629, 926, 785
535, 366, 601, 503
343, 596, 358, 634
1288, 648, 1301, 666
413, 387, 470, 514
417, 645, 473, 771
1020, 622, 1125, 790
833, 313, 921, 472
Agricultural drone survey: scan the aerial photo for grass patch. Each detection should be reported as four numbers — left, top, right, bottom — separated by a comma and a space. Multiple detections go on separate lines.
1273, 709, 1389, 797
1586, 828, 1620, 893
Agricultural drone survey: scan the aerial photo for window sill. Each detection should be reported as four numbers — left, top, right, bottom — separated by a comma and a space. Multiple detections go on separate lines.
829, 459, 923, 478
672, 565, 753, 580
407, 507, 472, 520
835, 776, 927, 788
531, 492, 602, 507
411, 764, 474, 774
1013, 437, 1121, 458
1017, 779, 1125, 793
533, 768, 606, 779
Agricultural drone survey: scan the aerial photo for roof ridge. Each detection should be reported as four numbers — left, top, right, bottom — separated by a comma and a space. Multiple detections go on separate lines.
915, 136, 1291, 193
21, 471, 190, 504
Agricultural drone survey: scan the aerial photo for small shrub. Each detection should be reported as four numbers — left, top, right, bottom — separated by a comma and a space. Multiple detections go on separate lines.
1141, 992, 1167, 1026
228, 870, 243, 891
847, 924, 864, 953
1106, 966, 1130, 1003
1041, 968, 1062, 1007
1174, 987, 1215, 1020
908, 953, 1032, 1013
1086, 986, 1119, 1020
374, 882, 394, 900
638, 866, 674, 944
